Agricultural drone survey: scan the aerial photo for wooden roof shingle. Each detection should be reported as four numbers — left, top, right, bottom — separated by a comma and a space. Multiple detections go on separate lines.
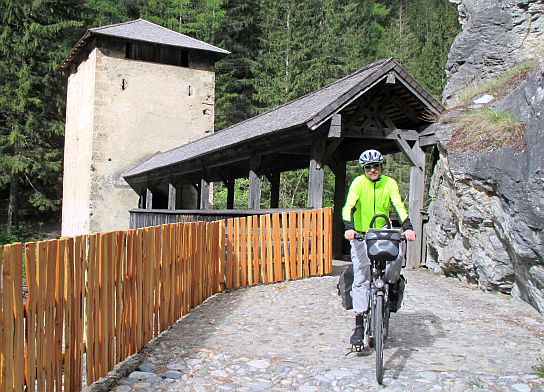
62, 19, 229, 69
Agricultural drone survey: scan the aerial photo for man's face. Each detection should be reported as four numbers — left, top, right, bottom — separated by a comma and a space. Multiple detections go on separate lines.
364, 163, 382, 181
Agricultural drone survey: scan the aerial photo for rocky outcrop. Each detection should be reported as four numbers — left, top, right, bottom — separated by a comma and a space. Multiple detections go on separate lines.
444, 0, 544, 103
427, 0, 544, 314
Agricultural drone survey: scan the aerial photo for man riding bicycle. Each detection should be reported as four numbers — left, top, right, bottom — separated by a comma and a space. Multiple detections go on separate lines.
342, 149, 416, 347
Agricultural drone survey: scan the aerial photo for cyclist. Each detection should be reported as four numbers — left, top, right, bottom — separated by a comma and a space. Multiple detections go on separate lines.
342, 149, 416, 347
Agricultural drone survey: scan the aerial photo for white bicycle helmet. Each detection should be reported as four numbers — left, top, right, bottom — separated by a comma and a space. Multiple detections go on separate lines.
358, 149, 384, 165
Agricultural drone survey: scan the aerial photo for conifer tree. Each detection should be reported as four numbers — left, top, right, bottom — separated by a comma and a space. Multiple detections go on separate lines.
0, 0, 82, 234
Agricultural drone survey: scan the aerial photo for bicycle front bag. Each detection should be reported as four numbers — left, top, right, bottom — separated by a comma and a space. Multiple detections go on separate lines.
365, 229, 401, 262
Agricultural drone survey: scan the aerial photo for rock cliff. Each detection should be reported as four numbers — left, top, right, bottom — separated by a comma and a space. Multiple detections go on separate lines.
426, 0, 544, 313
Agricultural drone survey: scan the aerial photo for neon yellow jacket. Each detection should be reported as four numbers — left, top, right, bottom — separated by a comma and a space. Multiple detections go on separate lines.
342, 174, 409, 231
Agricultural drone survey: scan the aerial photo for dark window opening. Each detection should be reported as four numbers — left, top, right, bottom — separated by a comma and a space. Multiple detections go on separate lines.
125, 41, 190, 68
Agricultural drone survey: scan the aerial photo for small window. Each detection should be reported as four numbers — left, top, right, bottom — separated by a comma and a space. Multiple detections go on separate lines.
181, 50, 189, 67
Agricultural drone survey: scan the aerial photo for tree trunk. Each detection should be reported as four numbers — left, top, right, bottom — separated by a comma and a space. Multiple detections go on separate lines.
7, 173, 19, 233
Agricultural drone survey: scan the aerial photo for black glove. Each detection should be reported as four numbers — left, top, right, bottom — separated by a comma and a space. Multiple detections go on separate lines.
343, 220, 355, 231
401, 218, 413, 231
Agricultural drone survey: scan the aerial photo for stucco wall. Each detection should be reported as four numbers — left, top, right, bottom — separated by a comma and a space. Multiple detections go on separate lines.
61, 51, 96, 236
62, 40, 215, 235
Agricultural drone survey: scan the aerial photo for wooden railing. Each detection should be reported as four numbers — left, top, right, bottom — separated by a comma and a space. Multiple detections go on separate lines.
0, 208, 332, 391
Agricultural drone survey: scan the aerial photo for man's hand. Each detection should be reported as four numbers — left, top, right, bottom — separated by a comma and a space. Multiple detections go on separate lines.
404, 229, 416, 241
344, 229, 356, 241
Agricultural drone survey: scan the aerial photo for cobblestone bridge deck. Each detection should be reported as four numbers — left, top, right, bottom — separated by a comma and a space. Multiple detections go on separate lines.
93, 269, 543, 391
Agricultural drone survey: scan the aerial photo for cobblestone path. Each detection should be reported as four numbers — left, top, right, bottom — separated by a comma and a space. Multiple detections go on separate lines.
103, 269, 543, 391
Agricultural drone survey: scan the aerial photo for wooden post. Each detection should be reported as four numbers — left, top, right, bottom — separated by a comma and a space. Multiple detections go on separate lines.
200, 177, 211, 210
145, 188, 153, 209
307, 139, 326, 208
248, 155, 261, 209
269, 172, 280, 208
407, 140, 425, 269
168, 183, 176, 210
225, 179, 235, 209
332, 159, 346, 260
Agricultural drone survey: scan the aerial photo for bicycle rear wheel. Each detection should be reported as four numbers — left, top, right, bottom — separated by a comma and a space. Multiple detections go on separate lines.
374, 295, 384, 384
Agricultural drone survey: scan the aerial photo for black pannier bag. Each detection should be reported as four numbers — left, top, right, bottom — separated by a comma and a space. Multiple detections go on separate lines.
388, 274, 406, 312
365, 214, 401, 262
337, 264, 354, 310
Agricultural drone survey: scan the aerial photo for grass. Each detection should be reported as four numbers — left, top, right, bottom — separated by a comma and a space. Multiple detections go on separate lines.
447, 108, 525, 153
536, 357, 544, 378
452, 59, 539, 108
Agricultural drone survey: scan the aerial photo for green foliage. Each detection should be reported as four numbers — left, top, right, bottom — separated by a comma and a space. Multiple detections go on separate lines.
0, 0, 460, 237
535, 357, 544, 378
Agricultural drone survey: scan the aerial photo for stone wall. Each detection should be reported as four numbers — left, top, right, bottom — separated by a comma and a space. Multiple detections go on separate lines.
426, 0, 544, 313
444, 0, 544, 103
62, 40, 215, 236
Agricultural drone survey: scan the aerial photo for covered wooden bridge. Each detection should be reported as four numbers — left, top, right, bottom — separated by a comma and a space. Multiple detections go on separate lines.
123, 58, 444, 268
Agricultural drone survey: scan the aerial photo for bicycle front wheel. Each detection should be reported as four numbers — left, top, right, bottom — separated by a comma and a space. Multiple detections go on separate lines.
374, 294, 384, 384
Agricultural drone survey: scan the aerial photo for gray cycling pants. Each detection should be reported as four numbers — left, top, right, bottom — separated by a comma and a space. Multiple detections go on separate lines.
350, 239, 404, 315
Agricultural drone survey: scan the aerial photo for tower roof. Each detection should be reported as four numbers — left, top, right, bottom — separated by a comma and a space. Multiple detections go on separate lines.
61, 18, 229, 69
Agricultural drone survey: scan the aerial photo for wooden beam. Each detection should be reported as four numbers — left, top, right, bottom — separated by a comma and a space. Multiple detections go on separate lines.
342, 128, 419, 140
200, 177, 211, 209
307, 138, 326, 208
248, 155, 262, 209
269, 172, 280, 208
406, 140, 426, 270
393, 130, 423, 170
386, 71, 396, 84
168, 183, 176, 210
145, 188, 153, 209
333, 159, 347, 259
328, 113, 342, 138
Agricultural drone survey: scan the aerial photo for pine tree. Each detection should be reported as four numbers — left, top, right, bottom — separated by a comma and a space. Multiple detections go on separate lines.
0, 0, 83, 235
214, 0, 261, 130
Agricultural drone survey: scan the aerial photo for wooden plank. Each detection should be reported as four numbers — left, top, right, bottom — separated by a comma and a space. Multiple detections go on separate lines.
233, 218, 240, 289
114, 232, 123, 365
311, 209, 319, 276
251, 216, 259, 285
259, 215, 266, 284
317, 209, 324, 275
218, 221, 226, 291
24, 243, 37, 392
265, 214, 273, 283
246, 217, 253, 286
303, 211, 311, 277
99, 234, 108, 379
136, 229, 144, 349
153, 227, 161, 337
45, 241, 57, 389
297, 212, 303, 278
240, 217, 247, 287
226, 219, 234, 290
307, 140, 325, 209
35, 241, 46, 390
54, 239, 66, 391
288, 212, 297, 279
2, 245, 15, 391
281, 212, 290, 280
12, 244, 24, 392
169, 224, 177, 326
159, 226, 167, 333
324, 208, 332, 274
0, 245, 4, 391
272, 213, 282, 282
63, 238, 74, 391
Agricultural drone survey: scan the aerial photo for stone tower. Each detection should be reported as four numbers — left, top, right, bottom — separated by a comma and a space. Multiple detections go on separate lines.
61, 19, 229, 236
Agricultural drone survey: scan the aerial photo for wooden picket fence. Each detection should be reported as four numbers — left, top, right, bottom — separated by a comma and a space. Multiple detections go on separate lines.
0, 208, 332, 391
